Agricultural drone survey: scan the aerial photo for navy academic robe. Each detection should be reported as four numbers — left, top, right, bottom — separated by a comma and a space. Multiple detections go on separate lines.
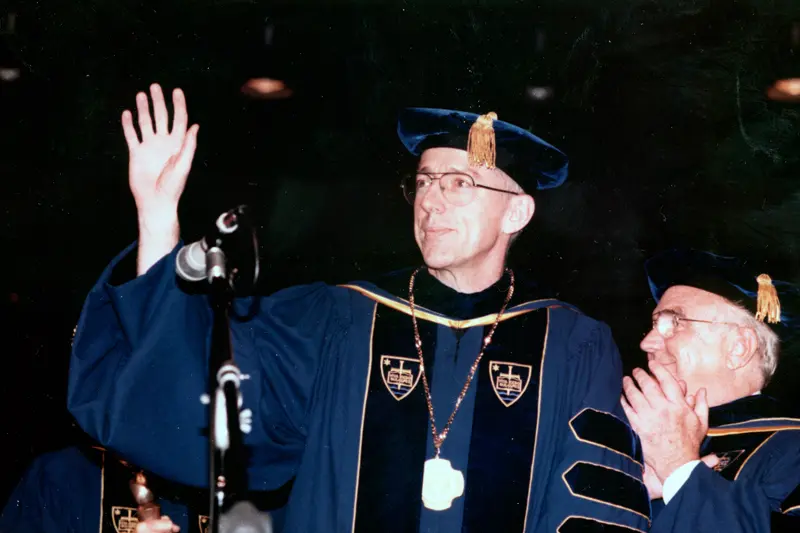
650, 395, 800, 532
0, 446, 209, 533
68, 242, 650, 533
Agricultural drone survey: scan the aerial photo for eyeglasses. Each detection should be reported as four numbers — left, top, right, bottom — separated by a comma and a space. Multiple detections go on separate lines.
401, 172, 521, 206
652, 309, 741, 339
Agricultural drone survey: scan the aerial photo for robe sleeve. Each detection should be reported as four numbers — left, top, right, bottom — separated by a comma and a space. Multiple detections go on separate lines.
67, 243, 348, 490
651, 431, 800, 533
574, 321, 628, 414
549, 314, 651, 532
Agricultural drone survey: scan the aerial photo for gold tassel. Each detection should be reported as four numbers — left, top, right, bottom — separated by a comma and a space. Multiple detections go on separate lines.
755, 274, 781, 324
467, 112, 498, 169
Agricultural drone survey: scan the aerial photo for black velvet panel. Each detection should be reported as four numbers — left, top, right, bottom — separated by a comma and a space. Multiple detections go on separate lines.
563, 462, 650, 520
708, 395, 784, 427
700, 432, 776, 481
461, 309, 547, 533
570, 409, 642, 464
353, 306, 436, 533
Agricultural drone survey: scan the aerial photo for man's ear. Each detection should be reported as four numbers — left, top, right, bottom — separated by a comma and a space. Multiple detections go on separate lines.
726, 326, 759, 371
502, 194, 535, 235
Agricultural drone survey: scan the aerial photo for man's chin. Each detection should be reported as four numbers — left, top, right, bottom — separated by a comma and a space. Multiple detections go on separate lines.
422, 253, 456, 270
419, 248, 457, 270
422, 258, 453, 271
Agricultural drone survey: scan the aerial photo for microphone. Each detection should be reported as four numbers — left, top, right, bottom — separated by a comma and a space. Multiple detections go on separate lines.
176, 207, 243, 282
219, 501, 273, 533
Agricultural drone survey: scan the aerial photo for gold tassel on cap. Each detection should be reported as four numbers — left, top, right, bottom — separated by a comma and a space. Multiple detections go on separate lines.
467, 112, 498, 169
755, 274, 781, 324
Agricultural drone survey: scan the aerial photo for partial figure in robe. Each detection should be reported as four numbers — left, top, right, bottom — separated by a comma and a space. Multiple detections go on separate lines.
0, 443, 287, 533
0, 445, 209, 533
621, 249, 800, 533
68, 84, 650, 533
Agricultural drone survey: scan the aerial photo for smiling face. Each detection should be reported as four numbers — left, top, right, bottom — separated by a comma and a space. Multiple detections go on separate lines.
412, 147, 534, 280
639, 285, 763, 406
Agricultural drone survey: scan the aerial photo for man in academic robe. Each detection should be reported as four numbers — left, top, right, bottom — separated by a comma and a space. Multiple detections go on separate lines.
67, 84, 650, 533
0, 445, 212, 533
621, 249, 800, 532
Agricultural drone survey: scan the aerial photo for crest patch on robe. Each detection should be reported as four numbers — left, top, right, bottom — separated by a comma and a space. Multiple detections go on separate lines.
711, 449, 746, 473
380, 355, 422, 400
489, 361, 533, 407
112, 506, 139, 533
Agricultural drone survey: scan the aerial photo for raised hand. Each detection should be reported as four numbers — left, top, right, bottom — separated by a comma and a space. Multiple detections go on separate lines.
122, 83, 199, 217
121, 83, 199, 275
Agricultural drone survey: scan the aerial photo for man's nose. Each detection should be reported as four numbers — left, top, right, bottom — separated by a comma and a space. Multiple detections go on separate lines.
639, 327, 665, 356
419, 183, 446, 213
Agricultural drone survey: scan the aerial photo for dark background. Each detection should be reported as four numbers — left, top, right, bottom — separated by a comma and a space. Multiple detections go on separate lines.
3, 0, 800, 505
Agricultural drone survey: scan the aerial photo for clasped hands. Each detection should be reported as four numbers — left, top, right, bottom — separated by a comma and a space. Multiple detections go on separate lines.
621, 361, 719, 500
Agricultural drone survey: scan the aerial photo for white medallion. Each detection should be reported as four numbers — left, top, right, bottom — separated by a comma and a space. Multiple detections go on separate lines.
421, 457, 465, 511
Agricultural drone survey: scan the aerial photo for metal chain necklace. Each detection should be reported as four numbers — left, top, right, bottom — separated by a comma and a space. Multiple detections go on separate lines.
408, 266, 515, 511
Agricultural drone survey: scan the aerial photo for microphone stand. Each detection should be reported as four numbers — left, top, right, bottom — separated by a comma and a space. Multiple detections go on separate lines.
201, 206, 272, 533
